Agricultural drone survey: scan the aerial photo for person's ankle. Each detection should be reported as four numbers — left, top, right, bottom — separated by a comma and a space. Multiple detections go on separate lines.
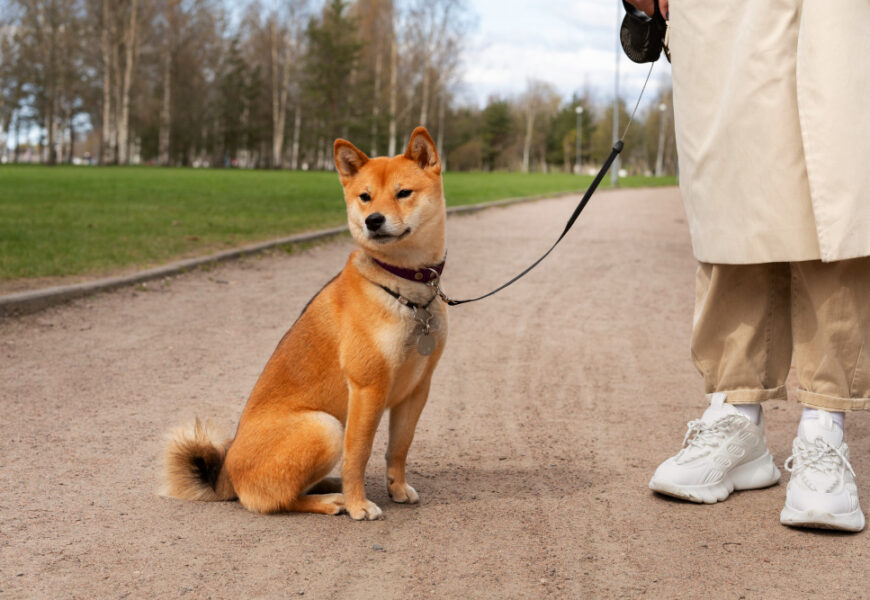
733, 402, 761, 425
801, 407, 845, 431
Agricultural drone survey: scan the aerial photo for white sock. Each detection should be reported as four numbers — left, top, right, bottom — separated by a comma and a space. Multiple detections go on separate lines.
802, 407, 845, 431
734, 403, 761, 425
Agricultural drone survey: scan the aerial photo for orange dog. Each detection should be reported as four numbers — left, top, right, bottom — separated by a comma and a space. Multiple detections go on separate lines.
162, 128, 448, 520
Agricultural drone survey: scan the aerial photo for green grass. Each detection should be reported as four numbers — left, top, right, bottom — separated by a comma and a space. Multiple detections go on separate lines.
0, 166, 677, 281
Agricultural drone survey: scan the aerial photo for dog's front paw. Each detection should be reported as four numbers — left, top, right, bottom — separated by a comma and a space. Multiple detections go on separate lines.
347, 499, 383, 521
387, 480, 419, 504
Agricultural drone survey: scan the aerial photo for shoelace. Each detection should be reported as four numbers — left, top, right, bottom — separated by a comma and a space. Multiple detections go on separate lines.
784, 437, 856, 492
679, 415, 742, 455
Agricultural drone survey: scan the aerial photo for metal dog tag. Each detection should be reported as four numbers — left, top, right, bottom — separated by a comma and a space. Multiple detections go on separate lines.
417, 333, 436, 356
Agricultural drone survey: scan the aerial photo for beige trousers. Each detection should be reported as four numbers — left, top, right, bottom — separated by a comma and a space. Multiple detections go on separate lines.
692, 259, 870, 411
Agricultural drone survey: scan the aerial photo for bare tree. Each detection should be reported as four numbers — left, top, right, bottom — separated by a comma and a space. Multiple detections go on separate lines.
14, 0, 78, 165
387, 22, 398, 156
269, 17, 288, 167
267, 0, 307, 168
406, 0, 447, 127
153, 0, 227, 166
116, 0, 137, 164
290, 102, 301, 169
405, 0, 470, 127
518, 80, 560, 173
0, 6, 24, 162
100, 0, 114, 163
643, 87, 677, 176
1, 0, 681, 176
353, 0, 393, 157
157, 0, 177, 166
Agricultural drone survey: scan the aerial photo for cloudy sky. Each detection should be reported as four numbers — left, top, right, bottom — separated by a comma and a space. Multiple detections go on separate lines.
458, 0, 671, 108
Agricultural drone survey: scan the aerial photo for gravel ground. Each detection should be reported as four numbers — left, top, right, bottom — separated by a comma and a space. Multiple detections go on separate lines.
1, 187, 867, 600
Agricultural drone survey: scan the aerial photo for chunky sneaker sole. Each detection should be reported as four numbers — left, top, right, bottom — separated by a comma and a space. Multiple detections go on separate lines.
780, 504, 866, 532
650, 450, 781, 504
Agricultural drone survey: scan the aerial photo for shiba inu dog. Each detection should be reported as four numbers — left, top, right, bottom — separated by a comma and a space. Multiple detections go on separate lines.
162, 127, 448, 520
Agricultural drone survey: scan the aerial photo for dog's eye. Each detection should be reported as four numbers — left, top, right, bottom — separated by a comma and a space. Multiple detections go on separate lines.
359, 193, 371, 203
397, 189, 413, 199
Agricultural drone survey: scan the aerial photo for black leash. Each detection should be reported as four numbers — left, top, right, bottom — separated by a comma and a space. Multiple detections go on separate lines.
437, 141, 623, 306
432, 63, 656, 307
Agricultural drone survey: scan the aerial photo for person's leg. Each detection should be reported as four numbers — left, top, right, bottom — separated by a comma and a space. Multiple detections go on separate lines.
691, 261, 793, 411
781, 257, 870, 531
791, 257, 870, 412
649, 262, 789, 503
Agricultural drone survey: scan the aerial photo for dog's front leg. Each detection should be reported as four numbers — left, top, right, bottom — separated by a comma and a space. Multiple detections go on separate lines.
385, 375, 432, 504
343, 383, 386, 521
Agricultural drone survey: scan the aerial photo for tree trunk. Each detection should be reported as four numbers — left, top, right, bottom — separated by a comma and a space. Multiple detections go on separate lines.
436, 92, 445, 161
117, 0, 138, 165
2, 76, 23, 163
45, 114, 55, 165
45, 18, 58, 165
315, 137, 323, 170
109, 24, 121, 164
419, 59, 430, 128
1, 104, 13, 164
522, 109, 534, 174
370, 42, 382, 157
68, 116, 76, 164
563, 137, 571, 173
270, 22, 291, 169
655, 109, 668, 177
158, 0, 173, 166
278, 40, 292, 166
158, 42, 171, 164
270, 23, 280, 168
14, 111, 21, 162
387, 33, 398, 156
291, 104, 301, 170
100, 0, 113, 165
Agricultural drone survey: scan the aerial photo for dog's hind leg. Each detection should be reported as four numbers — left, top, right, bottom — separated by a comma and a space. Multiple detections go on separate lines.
226, 411, 344, 515
289, 492, 345, 515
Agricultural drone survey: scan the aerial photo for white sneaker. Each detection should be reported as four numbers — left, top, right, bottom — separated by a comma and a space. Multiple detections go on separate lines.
649, 393, 781, 503
780, 412, 865, 532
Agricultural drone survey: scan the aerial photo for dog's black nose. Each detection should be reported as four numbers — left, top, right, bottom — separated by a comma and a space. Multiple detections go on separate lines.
365, 213, 386, 232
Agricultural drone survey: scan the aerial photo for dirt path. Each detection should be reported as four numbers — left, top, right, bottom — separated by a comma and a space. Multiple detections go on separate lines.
1, 188, 867, 600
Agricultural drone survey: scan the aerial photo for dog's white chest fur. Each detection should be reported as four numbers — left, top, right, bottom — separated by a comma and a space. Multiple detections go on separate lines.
375, 299, 447, 406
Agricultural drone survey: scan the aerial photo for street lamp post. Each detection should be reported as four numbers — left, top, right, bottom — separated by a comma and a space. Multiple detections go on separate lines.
655, 102, 667, 177
574, 105, 584, 175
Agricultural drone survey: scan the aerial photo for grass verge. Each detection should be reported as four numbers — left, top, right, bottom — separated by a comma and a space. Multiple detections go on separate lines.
0, 166, 677, 283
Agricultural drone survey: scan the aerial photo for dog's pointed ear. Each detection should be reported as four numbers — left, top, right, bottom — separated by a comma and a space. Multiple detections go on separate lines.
334, 139, 369, 178
404, 127, 441, 173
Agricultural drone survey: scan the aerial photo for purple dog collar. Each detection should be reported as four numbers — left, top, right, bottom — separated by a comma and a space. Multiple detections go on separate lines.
371, 256, 445, 284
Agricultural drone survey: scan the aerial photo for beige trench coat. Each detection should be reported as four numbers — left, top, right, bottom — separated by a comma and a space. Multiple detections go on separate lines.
669, 0, 870, 264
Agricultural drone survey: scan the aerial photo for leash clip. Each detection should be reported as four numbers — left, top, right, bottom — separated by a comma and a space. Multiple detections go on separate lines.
425, 268, 457, 306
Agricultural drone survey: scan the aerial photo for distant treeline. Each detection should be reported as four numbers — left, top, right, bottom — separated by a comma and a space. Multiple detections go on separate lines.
0, 0, 677, 174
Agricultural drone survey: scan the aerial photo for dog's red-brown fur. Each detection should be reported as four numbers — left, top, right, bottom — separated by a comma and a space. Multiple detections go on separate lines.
163, 128, 447, 520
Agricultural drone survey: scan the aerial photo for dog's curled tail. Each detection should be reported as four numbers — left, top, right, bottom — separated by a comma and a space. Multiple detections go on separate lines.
162, 419, 236, 502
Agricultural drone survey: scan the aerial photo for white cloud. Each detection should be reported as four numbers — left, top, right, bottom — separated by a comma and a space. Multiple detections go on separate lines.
458, 0, 672, 109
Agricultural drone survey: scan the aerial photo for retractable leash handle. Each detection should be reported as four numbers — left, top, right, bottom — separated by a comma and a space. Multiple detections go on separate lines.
432, 61, 656, 308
